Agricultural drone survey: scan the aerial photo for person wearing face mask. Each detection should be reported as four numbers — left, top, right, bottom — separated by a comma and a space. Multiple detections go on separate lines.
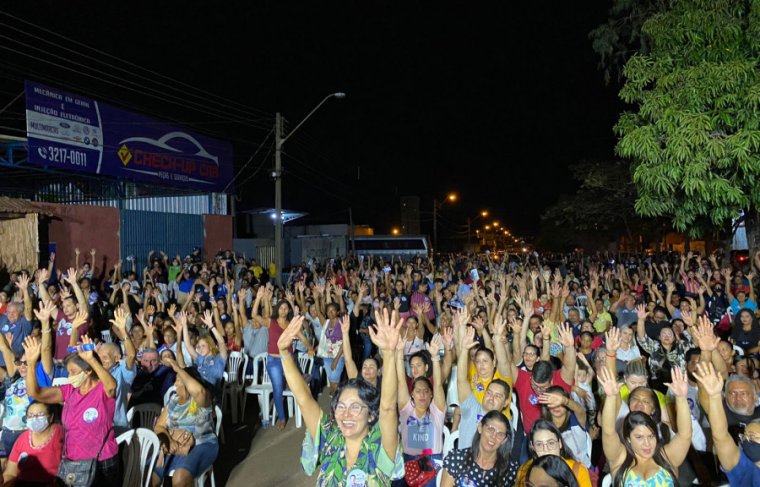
693, 362, 760, 483
3, 401, 63, 486
96, 308, 136, 435
25, 335, 119, 487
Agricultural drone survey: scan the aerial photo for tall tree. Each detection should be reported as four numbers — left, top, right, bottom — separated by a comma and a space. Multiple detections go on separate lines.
614, 0, 760, 249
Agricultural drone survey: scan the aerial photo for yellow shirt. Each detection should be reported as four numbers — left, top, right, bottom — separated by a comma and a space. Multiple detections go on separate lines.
620, 384, 668, 409
249, 265, 263, 278
466, 364, 513, 419
268, 262, 276, 277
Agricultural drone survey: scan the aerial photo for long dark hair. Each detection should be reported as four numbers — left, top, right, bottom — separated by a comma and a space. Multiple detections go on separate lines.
469, 411, 512, 478
540, 386, 571, 431
272, 299, 294, 321
529, 419, 573, 461
627, 386, 670, 443
409, 349, 433, 379
612, 411, 677, 487
330, 378, 380, 426
528, 454, 580, 487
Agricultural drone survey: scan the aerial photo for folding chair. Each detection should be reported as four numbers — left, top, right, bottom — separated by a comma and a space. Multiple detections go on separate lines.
273, 354, 313, 427
243, 353, 273, 425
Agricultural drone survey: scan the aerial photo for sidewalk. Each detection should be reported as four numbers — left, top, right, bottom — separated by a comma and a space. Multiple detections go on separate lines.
226, 394, 330, 487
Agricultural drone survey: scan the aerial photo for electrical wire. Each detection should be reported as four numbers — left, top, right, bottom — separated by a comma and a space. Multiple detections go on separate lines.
0, 11, 273, 120
0, 39, 274, 133
224, 129, 274, 192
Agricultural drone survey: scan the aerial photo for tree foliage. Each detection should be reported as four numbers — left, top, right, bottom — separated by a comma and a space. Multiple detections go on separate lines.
615, 0, 760, 238
590, 0, 668, 84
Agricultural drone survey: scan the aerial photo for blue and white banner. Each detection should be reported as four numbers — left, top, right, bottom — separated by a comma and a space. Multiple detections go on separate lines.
24, 80, 234, 192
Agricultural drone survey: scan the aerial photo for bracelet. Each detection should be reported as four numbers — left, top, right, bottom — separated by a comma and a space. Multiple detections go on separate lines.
606, 352, 616, 357
42, 329, 52, 334
543, 337, 550, 341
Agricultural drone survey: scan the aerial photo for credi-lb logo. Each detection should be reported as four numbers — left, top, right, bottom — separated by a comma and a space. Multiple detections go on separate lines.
118, 144, 132, 166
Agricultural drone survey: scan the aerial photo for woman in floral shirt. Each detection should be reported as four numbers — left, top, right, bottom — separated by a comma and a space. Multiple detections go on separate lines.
634, 305, 694, 387
280, 309, 405, 486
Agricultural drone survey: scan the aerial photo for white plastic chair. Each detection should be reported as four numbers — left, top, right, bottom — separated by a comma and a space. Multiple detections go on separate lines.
243, 353, 273, 425
116, 428, 160, 487
100, 330, 113, 343
222, 351, 249, 423
273, 355, 313, 428
164, 385, 177, 406
126, 403, 163, 430
733, 344, 745, 357
601, 474, 611, 487
193, 406, 223, 487
52, 377, 68, 387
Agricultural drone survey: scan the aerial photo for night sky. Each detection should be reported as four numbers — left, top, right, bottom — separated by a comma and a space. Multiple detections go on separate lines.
0, 2, 624, 238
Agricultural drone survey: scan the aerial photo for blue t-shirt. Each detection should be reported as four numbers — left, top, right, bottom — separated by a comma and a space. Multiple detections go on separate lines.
111, 358, 137, 428
724, 448, 760, 484
0, 316, 32, 367
195, 354, 225, 386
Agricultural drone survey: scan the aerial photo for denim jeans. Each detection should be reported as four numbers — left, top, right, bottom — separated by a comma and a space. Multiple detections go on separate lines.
266, 355, 286, 422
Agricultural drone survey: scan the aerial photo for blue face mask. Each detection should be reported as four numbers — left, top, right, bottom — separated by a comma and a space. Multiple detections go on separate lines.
742, 439, 760, 463
28, 416, 49, 433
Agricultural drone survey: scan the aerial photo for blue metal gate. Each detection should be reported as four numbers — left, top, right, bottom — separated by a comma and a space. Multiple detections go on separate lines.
120, 210, 204, 272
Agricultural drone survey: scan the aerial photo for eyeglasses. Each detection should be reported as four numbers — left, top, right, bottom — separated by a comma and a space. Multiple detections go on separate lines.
531, 379, 549, 394
14, 361, 27, 366
482, 423, 508, 441
532, 439, 559, 451
334, 402, 368, 417
523, 351, 538, 357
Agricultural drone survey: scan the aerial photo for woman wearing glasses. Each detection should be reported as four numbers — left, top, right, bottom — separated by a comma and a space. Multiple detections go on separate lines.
286, 309, 405, 486
514, 420, 591, 487
440, 410, 517, 487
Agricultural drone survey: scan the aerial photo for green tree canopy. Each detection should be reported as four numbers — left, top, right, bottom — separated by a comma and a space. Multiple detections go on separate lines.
615, 0, 760, 240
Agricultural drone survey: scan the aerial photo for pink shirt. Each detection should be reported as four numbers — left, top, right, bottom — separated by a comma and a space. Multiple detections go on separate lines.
399, 400, 444, 456
60, 382, 117, 461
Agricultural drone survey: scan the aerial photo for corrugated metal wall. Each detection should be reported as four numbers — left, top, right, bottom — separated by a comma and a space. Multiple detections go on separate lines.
257, 246, 275, 271
120, 210, 204, 272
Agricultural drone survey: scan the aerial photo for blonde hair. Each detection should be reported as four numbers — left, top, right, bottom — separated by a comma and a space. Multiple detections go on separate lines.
199, 335, 219, 356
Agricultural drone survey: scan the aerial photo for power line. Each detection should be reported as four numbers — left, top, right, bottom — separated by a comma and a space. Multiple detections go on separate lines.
0, 11, 273, 120
0, 38, 273, 133
224, 128, 274, 192
236, 142, 275, 188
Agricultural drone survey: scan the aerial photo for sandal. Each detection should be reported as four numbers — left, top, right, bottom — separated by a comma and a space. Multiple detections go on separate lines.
276, 420, 286, 431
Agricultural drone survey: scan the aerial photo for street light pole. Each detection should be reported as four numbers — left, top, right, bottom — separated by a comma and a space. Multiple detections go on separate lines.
433, 198, 438, 250
273, 92, 345, 286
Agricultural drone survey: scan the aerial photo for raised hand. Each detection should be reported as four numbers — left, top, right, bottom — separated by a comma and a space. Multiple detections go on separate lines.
428, 334, 442, 357
368, 308, 403, 352
72, 310, 89, 330
109, 307, 128, 334
471, 316, 485, 332
168, 303, 178, 319
538, 392, 567, 408
340, 314, 350, 336
277, 315, 305, 353
598, 365, 622, 397
33, 300, 56, 323
461, 326, 480, 350
664, 367, 689, 398
17, 274, 30, 291
693, 362, 724, 397
22, 336, 42, 363
557, 322, 574, 348
635, 304, 647, 320
37, 268, 49, 284
539, 322, 552, 342
441, 326, 454, 350
59, 287, 72, 301
201, 310, 214, 328
77, 335, 95, 362
64, 268, 79, 285
692, 315, 720, 352
453, 307, 470, 329
605, 326, 621, 352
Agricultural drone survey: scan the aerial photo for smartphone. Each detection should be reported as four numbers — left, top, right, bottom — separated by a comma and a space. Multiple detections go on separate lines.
470, 269, 480, 281
383, 265, 391, 273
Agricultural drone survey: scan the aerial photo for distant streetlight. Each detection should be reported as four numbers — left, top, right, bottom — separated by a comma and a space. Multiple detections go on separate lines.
480, 210, 488, 217
391, 228, 400, 236
433, 192, 458, 250
485, 225, 491, 230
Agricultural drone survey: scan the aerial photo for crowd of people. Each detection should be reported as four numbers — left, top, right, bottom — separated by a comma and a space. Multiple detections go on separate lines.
1, 247, 760, 486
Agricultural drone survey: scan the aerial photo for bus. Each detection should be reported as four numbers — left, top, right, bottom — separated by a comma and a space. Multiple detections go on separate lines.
352, 235, 429, 260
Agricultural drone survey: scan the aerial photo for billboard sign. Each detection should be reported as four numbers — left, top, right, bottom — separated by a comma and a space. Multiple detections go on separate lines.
24, 80, 233, 192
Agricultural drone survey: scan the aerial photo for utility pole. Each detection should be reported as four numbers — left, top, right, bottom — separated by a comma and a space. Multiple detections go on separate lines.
433, 199, 438, 251
274, 112, 283, 286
